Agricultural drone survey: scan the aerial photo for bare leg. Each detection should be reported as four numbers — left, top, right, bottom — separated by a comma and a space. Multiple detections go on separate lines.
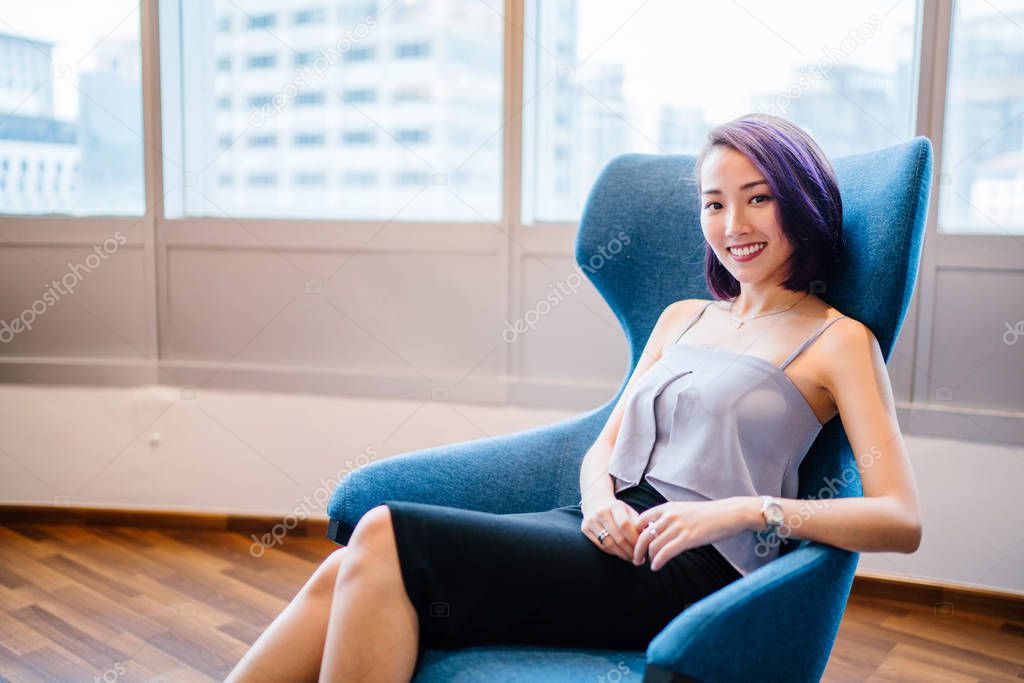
318, 505, 420, 682
224, 546, 348, 683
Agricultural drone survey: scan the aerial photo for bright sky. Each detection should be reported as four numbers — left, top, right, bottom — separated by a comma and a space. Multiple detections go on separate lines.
0, 1, 139, 118
573, 0, 918, 127
1, 0, 1021, 126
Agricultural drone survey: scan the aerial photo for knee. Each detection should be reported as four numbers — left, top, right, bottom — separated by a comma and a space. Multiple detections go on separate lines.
305, 546, 348, 597
349, 504, 394, 548
340, 505, 400, 580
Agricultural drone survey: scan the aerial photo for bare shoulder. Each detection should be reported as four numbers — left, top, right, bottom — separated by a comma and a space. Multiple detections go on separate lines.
817, 311, 885, 397
822, 310, 874, 349
645, 299, 711, 356
660, 298, 712, 331
664, 298, 714, 323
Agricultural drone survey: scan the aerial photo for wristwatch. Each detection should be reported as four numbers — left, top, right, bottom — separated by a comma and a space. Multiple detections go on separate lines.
759, 495, 784, 535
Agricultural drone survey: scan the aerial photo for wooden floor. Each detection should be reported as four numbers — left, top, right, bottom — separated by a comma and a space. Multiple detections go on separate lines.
0, 523, 1021, 682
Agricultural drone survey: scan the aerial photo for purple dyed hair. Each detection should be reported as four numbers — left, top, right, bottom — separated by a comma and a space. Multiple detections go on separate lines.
694, 113, 844, 301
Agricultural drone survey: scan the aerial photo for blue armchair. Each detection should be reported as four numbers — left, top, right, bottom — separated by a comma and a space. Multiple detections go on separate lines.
326, 136, 933, 682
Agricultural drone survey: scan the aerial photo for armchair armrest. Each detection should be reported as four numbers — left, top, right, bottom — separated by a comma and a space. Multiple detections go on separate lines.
326, 401, 613, 544
644, 541, 859, 683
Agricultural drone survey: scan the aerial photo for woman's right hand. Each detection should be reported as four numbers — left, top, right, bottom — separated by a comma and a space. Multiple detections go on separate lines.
581, 496, 643, 562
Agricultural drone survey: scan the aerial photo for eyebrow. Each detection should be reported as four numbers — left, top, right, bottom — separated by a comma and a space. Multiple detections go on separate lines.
701, 179, 768, 195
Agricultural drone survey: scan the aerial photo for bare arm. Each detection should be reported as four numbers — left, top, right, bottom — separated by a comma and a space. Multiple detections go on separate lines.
578, 300, 695, 507
727, 319, 923, 553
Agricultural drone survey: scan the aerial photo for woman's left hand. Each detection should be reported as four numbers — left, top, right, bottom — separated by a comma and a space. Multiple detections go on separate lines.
633, 499, 749, 571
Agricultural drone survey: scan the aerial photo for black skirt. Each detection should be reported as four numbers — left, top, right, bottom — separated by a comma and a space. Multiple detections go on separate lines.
382, 477, 741, 660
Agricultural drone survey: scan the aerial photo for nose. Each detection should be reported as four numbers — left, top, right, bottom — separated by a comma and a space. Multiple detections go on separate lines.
724, 204, 752, 237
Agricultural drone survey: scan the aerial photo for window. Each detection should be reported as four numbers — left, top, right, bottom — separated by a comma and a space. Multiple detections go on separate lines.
395, 170, 430, 185
522, 0, 919, 222
397, 129, 429, 144
217, 56, 232, 71
342, 170, 377, 186
247, 54, 278, 69
342, 130, 375, 145
248, 134, 278, 148
293, 171, 326, 186
248, 14, 276, 29
396, 42, 430, 59
937, 0, 1024, 235
345, 46, 375, 62
294, 132, 326, 146
295, 91, 326, 106
161, 0, 502, 220
0, 2, 144, 216
339, 2, 377, 25
247, 172, 277, 186
394, 87, 430, 103
293, 8, 326, 25
341, 88, 375, 103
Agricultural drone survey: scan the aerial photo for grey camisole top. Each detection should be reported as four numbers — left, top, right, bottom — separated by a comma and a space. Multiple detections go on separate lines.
605, 300, 848, 576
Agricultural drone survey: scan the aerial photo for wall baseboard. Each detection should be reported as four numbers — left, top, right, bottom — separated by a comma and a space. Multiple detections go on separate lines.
0, 503, 329, 539
2, 503, 1023, 624
852, 571, 1024, 623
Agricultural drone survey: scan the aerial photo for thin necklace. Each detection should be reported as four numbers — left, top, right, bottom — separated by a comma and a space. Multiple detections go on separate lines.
726, 292, 810, 329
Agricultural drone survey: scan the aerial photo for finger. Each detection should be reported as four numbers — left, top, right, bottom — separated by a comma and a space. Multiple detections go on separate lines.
582, 524, 611, 555
633, 527, 651, 565
597, 513, 633, 560
651, 536, 688, 572
587, 522, 628, 561
643, 523, 672, 564
636, 505, 663, 527
611, 505, 640, 546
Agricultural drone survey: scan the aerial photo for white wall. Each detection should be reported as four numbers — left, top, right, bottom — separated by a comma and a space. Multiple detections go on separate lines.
0, 383, 1020, 595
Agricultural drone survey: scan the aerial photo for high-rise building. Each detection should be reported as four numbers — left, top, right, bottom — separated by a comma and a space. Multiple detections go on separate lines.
177, 0, 507, 220
0, 32, 80, 214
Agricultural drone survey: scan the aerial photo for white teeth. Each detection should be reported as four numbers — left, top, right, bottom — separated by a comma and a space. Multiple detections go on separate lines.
728, 242, 766, 257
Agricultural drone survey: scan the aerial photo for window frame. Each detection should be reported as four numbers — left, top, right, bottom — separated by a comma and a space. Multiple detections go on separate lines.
0, 0, 1017, 443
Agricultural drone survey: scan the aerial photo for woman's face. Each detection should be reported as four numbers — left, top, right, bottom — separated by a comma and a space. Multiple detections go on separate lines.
699, 145, 794, 288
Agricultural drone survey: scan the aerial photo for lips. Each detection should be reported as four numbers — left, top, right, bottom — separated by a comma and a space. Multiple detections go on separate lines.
727, 241, 767, 257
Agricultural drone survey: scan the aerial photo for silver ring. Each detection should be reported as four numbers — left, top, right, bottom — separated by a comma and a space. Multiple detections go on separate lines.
646, 522, 659, 537
597, 529, 609, 544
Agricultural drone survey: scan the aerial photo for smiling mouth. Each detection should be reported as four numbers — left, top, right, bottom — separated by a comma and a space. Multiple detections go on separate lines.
727, 242, 767, 256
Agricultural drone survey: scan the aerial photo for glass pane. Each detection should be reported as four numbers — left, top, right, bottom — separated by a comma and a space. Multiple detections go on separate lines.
937, 0, 1024, 235
0, 1, 144, 216
523, 0, 919, 223
161, 0, 503, 221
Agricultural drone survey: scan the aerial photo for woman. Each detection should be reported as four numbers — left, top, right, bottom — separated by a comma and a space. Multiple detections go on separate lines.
225, 114, 923, 682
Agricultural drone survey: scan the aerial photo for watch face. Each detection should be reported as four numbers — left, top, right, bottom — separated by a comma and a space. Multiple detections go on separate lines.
766, 503, 784, 526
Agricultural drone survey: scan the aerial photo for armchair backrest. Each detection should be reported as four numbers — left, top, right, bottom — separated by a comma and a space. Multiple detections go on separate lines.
574, 137, 933, 550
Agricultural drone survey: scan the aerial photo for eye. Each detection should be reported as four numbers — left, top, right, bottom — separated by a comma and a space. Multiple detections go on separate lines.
751, 194, 772, 205
703, 201, 722, 211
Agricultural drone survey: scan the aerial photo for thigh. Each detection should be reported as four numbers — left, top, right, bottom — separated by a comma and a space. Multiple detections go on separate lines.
382, 499, 735, 652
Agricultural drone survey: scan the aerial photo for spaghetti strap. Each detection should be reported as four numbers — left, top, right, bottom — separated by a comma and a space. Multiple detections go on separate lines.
779, 315, 848, 370
673, 300, 716, 344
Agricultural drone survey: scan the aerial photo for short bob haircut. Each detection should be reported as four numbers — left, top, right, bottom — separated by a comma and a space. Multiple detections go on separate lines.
694, 113, 844, 302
